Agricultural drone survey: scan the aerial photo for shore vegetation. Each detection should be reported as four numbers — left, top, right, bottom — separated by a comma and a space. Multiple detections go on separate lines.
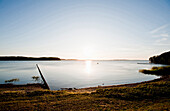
139, 66, 170, 76
5, 78, 19, 84
149, 51, 170, 65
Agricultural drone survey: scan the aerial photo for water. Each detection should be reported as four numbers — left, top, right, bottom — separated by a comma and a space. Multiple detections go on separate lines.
0, 60, 164, 90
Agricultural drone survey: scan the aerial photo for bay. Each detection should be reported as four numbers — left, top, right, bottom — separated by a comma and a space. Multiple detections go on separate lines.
0, 60, 164, 90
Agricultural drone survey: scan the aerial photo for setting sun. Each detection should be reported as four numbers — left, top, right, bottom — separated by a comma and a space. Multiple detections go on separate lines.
83, 47, 94, 59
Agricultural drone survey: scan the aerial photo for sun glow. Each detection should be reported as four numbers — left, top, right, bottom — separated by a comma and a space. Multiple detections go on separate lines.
83, 47, 94, 59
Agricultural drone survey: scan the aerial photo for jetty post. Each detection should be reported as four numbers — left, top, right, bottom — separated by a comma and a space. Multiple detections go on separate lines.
36, 64, 50, 90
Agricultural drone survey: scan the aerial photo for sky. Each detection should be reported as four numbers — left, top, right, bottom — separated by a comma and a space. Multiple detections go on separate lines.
0, 0, 170, 60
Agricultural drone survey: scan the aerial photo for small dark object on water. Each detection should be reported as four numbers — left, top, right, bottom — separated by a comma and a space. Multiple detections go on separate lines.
73, 87, 77, 90
61, 87, 77, 90
137, 63, 149, 64
68, 88, 72, 90
102, 83, 104, 85
32, 76, 40, 82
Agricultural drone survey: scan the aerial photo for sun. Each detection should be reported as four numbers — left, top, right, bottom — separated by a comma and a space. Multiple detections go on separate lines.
83, 47, 93, 59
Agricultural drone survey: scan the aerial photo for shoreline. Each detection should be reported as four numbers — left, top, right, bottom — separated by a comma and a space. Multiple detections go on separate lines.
0, 83, 44, 91
67, 75, 169, 93
1, 75, 169, 92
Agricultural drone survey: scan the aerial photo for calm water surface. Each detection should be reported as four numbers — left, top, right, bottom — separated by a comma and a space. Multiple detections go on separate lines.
0, 60, 164, 90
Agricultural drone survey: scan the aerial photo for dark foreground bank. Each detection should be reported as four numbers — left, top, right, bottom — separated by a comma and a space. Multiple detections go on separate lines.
0, 77, 169, 110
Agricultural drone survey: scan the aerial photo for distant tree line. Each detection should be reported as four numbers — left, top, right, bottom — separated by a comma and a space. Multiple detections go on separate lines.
149, 51, 170, 65
0, 56, 61, 61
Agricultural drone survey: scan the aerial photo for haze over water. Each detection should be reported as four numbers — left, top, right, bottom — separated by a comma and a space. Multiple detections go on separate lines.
0, 60, 163, 90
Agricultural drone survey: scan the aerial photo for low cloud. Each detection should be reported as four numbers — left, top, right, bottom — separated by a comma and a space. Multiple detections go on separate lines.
160, 33, 169, 37
154, 43, 170, 46
150, 24, 169, 34
155, 38, 167, 43
150, 24, 170, 46
152, 33, 169, 38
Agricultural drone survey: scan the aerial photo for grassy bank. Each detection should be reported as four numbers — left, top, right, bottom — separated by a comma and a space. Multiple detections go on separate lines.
0, 80, 169, 110
139, 66, 170, 76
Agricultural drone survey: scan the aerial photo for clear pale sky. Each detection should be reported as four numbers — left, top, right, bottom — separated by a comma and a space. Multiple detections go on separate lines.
0, 0, 170, 60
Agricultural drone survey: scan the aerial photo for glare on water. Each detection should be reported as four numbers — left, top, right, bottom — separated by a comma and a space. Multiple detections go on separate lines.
0, 60, 162, 90
85, 61, 92, 74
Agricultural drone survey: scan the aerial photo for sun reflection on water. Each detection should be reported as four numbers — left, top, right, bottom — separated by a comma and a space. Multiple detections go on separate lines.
85, 61, 92, 74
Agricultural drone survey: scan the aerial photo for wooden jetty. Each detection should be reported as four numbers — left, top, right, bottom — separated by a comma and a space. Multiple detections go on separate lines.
36, 64, 50, 90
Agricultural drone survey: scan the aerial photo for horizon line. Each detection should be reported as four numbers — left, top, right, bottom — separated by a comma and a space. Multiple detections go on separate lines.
0, 55, 148, 61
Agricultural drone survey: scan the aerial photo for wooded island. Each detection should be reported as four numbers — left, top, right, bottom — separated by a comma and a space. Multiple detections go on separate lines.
0, 56, 61, 61
149, 51, 170, 65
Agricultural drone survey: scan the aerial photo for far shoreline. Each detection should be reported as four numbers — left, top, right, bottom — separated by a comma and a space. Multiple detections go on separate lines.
0, 56, 61, 61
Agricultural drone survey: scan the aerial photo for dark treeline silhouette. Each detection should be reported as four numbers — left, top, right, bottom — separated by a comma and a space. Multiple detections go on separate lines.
0, 56, 61, 61
149, 51, 170, 65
